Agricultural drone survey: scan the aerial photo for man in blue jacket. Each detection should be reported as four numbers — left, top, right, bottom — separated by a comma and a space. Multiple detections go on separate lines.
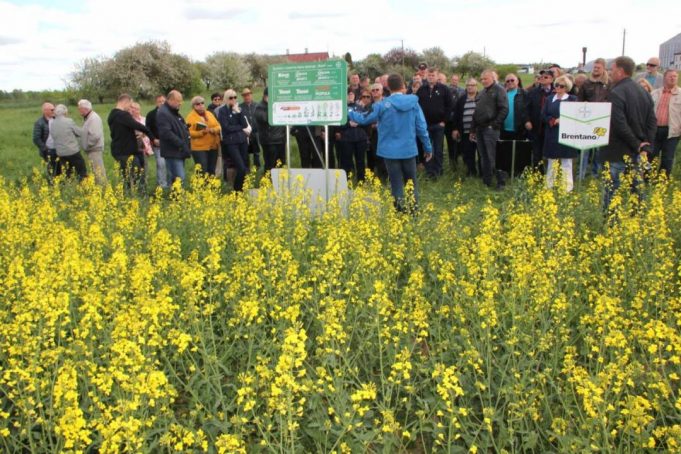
349, 73, 432, 211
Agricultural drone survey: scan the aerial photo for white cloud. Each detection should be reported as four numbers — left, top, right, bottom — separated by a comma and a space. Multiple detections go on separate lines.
0, 0, 678, 91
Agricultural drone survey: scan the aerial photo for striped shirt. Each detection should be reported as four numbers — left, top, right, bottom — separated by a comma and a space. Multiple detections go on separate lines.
462, 97, 477, 133
656, 89, 672, 127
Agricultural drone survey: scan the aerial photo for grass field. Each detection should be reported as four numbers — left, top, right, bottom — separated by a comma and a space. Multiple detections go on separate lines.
2, 97, 681, 452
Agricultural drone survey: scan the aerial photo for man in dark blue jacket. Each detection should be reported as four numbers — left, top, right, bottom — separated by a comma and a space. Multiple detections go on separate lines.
416, 68, 453, 178
526, 69, 555, 169
157, 90, 191, 186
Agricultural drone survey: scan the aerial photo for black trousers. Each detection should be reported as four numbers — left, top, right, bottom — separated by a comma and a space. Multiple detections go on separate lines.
60, 153, 88, 181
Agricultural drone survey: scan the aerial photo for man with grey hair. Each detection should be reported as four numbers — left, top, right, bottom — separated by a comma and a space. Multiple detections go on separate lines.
635, 57, 664, 90
77, 99, 107, 185
51, 104, 87, 181
471, 69, 509, 189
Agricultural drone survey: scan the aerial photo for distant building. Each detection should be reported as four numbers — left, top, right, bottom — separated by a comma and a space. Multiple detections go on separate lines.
660, 32, 681, 69
517, 65, 534, 75
282, 49, 329, 63
674, 52, 681, 70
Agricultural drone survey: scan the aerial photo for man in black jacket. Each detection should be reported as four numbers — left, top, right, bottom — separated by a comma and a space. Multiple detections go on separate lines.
108, 93, 153, 191
526, 69, 555, 169
445, 74, 466, 170
601, 56, 657, 211
254, 88, 286, 171
471, 70, 509, 188
416, 68, 452, 178
157, 90, 191, 186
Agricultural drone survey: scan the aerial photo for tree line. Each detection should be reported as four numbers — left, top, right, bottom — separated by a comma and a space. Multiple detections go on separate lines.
1, 41, 541, 104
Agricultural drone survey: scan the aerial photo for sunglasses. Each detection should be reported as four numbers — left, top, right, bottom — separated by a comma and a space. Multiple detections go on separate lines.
554, 84, 567, 89
371, 88, 381, 91
505, 79, 516, 83
228, 96, 237, 100
647, 63, 658, 67
194, 102, 205, 105
212, 98, 222, 101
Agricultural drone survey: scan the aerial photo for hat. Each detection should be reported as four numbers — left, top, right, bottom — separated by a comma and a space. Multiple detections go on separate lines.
539, 69, 555, 77
241, 88, 252, 96
418, 62, 427, 70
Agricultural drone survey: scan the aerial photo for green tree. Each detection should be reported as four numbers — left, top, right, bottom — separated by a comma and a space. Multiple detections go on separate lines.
420, 47, 451, 73
205, 52, 252, 92
495, 64, 520, 82
383, 47, 419, 70
453, 51, 496, 77
68, 57, 114, 103
355, 53, 386, 80
103, 41, 201, 99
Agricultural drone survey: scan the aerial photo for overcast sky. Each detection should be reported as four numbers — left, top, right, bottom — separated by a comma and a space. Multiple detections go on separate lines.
1, 0, 679, 91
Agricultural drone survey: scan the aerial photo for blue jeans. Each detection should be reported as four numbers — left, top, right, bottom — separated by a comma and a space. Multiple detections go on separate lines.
165, 158, 186, 186
153, 147, 169, 188
653, 127, 680, 177
224, 142, 249, 191
602, 161, 644, 213
476, 127, 504, 187
384, 157, 418, 211
425, 124, 444, 177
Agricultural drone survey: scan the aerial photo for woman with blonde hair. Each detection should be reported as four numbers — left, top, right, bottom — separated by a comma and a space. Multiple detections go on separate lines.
542, 75, 578, 191
638, 78, 654, 93
186, 95, 221, 176
217, 89, 250, 191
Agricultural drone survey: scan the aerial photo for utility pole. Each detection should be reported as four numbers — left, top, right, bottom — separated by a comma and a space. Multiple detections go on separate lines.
622, 29, 626, 55
582, 47, 587, 68
401, 39, 404, 69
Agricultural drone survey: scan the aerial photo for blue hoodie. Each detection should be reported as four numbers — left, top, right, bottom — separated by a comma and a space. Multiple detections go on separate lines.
348, 93, 432, 160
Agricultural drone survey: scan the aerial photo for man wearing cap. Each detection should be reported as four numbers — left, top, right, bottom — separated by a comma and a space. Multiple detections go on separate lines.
240, 88, 261, 169
635, 57, 664, 90
525, 68, 556, 169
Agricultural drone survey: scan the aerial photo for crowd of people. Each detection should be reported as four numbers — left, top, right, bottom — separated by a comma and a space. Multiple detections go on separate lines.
32, 55, 679, 211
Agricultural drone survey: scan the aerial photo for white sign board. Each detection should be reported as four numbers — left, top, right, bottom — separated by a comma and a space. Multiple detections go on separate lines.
270, 168, 349, 213
559, 102, 611, 150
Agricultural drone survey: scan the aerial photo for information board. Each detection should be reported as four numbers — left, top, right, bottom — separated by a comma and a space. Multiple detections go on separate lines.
559, 102, 611, 150
268, 60, 347, 126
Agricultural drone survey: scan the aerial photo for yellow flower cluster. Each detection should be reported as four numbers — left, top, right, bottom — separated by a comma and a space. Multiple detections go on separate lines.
0, 169, 680, 452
